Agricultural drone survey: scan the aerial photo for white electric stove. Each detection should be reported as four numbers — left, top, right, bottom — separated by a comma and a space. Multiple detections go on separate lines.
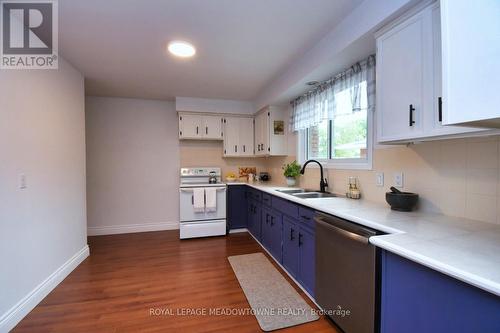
179, 167, 227, 239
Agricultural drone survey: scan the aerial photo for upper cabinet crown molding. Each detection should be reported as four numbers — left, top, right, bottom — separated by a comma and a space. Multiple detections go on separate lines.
375, 1, 498, 144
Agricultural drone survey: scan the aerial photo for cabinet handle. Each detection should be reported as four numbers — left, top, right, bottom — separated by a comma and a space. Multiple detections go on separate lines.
270, 216, 274, 226
196, 126, 199, 134
409, 104, 415, 126
438, 97, 443, 122
298, 233, 303, 246
266, 214, 270, 224
243, 145, 246, 153
290, 228, 295, 241
235, 145, 237, 153
205, 126, 208, 134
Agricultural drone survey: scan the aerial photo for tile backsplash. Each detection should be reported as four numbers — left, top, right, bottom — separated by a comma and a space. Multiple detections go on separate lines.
265, 136, 500, 225
180, 133, 500, 225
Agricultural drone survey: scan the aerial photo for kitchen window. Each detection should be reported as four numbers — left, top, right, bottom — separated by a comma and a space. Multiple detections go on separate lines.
292, 56, 375, 170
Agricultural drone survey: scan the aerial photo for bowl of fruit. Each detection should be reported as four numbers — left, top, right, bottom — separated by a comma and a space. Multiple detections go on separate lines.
225, 172, 237, 182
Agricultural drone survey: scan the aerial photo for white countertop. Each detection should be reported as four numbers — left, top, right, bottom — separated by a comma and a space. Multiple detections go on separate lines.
227, 181, 500, 297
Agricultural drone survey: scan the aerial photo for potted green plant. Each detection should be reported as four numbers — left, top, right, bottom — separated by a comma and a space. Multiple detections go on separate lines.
282, 160, 301, 186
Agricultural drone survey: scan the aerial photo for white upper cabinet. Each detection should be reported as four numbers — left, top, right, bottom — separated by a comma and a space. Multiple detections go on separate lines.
223, 117, 240, 156
254, 111, 269, 155
440, 0, 500, 128
222, 116, 254, 157
178, 113, 202, 139
255, 106, 287, 156
239, 117, 254, 156
376, 2, 492, 144
376, 9, 427, 142
179, 113, 223, 140
203, 116, 223, 139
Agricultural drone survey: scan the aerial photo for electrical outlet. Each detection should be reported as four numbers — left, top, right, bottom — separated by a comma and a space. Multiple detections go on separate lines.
375, 172, 384, 187
394, 172, 404, 188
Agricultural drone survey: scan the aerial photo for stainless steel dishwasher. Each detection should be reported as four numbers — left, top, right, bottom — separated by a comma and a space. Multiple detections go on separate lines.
315, 212, 382, 333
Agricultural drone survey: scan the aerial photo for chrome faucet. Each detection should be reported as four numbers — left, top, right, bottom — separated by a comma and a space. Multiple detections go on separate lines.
300, 159, 328, 193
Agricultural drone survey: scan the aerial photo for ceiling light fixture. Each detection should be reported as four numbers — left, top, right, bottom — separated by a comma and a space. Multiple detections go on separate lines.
168, 40, 196, 58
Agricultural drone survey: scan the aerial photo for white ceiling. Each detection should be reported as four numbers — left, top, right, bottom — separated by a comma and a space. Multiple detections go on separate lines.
59, 0, 364, 102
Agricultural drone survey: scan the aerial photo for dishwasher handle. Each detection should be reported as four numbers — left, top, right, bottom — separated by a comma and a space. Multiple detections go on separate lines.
314, 214, 376, 244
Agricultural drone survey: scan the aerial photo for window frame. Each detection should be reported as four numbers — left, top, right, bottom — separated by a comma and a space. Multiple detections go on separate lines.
297, 106, 373, 170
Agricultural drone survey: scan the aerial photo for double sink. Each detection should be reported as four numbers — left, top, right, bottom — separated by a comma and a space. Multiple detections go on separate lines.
276, 189, 342, 199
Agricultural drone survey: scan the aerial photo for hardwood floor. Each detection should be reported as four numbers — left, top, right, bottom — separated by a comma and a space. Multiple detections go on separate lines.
14, 231, 339, 333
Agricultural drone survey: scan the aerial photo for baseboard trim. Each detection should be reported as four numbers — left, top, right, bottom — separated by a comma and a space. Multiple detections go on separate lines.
0, 245, 90, 332
87, 221, 179, 236
229, 228, 248, 234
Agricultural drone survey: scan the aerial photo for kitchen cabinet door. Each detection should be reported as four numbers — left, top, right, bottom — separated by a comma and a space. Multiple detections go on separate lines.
269, 210, 282, 262
239, 117, 254, 156
202, 116, 223, 140
376, 9, 427, 142
381, 250, 500, 333
425, 4, 486, 137
254, 112, 267, 156
440, 0, 500, 128
298, 226, 315, 296
252, 200, 262, 241
282, 217, 299, 277
261, 207, 272, 251
247, 200, 254, 235
227, 186, 247, 229
223, 117, 240, 156
179, 114, 202, 139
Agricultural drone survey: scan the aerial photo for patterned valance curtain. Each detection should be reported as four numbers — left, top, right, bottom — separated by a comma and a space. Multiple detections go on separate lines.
290, 55, 376, 132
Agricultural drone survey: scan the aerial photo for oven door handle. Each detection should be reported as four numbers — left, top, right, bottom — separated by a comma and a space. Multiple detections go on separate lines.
314, 215, 370, 244
179, 187, 226, 192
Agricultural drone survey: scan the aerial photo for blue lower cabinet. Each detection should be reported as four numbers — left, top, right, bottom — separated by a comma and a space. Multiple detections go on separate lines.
261, 207, 272, 249
297, 225, 315, 297
282, 216, 299, 277
248, 187, 316, 297
381, 250, 500, 333
261, 207, 282, 261
227, 185, 247, 229
247, 199, 261, 240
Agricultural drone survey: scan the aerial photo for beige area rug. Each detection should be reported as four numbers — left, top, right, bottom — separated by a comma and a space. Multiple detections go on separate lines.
228, 253, 319, 331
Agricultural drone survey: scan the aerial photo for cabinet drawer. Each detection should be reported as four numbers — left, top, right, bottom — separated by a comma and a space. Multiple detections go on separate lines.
298, 206, 315, 229
251, 189, 262, 202
262, 193, 271, 207
272, 197, 299, 219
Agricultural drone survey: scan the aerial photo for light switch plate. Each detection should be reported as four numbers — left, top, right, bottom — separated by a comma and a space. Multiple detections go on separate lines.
19, 173, 27, 190
394, 172, 404, 188
375, 172, 384, 187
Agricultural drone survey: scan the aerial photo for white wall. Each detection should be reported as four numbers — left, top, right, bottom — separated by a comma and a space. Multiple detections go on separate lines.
0, 58, 88, 331
85, 97, 179, 235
